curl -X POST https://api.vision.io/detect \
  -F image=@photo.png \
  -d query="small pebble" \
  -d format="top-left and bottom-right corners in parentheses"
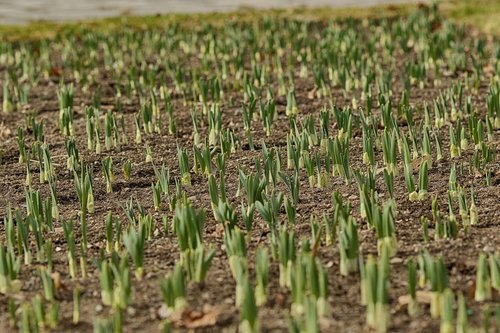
top-left (483, 245), bottom-right (494, 253)
top-left (390, 257), bottom-right (403, 264)
top-left (158, 304), bottom-right (170, 319)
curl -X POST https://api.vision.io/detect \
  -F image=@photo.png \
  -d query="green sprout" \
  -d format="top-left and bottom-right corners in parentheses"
top-left (152, 181), bottom-right (162, 211)
top-left (382, 129), bottom-right (398, 175)
top-left (17, 128), bottom-right (27, 164)
top-left (238, 168), bottom-right (266, 208)
top-left (259, 97), bottom-right (277, 136)
top-left (123, 224), bottom-right (146, 281)
top-left (0, 245), bottom-right (21, 294)
top-left (239, 274), bottom-right (259, 333)
top-left (241, 201), bottom-right (255, 234)
top-left (208, 104), bottom-right (222, 146)
top-left (183, 245), bottom-right (215, 283)
top-left (286, 90), bottom-right (298, 117)
top-left (172, 204), bottom-right (205, 254)
top-left (339, 216), bottom-right (359, 276)
top-left (31, 294), bottom-right (60, 329)
top-left (362, 250), bottom-right (390, 333)
top-left (145, 144), bottom-right (153, 163)
top-left (475, 253), bottom-right (492, 302)
top-left (160, 263), bottom-right (187, 312)
top-left (62, 220), bottom-right (78, 279)
top-left (407, 259), bottom-right (419, 317)
top-left (417, 160), bottom-right (429, 200)
top-left (123, 159), bottom-right (132, 180)
top-left (177, 146), bottom-right (191, 186)
top-left (288, 296), bottom-right (319, 333)
top-left (279, 171), bottom-right (300, 206)
top-left (65, 138), bottom-right (80, 172)
top-left (456, 292), bottom-right (468, 333)
top-left (419, 251), bottom-right (449, 319)
top-left (74, 166), bottom-right (94, 253)
top-left (101, 156), bottom-right (114, 193)
top-left (224, 227), bottom-right (247, 279)
top-left (278, 229), bottom-right (296, 288)
top-left (99, 255), bottom-right (131, 312)
top-left (255, 191), bottom-right (284, 248)
top-left (194, 143), bottom-right (214, 176)
top-left (373, 201), bottom-right (398, 257)
top-left (290, 253), bottom-right (329, 317)
top-left (39, 268), bottom-right (55, 302)
top-left (491, 254), bottom-right (500, 292)
top-left (254, 247), bottom-right (269, 306)
top-left (440, 288), bottom-right (454, 333)
top-left (57, 84), bottom-right (74, 136)
top-left (2, 76), bottom-right (13, 113)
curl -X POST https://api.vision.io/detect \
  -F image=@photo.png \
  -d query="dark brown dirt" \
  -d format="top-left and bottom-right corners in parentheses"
top-left (0, 13), bottom-right (499, 333)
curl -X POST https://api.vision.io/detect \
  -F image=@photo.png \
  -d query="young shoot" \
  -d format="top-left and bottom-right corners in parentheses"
top-left (101, 156), bottom-right (114, 193)
top-left (278, 229), bottom-right (296, 288)
top-left (373, 202), bottom-right (398, 257)
top-left (160, 263), bottom-right (186, 312)
top-left (224, 227), bottom-right (247, 279)
top-left (99, 256), bottom-right (131, 311)
top-left (339, 216), bottom-right (359, 276)
top-left (183, 245), bottom-right (215, 283)
top-left (475, 253), bottom-right (492, 302)
top-left (0, 245), bottom-right (21, 294)
top-left (440, 289), bottom-right (454, 333)
top-left (62, 220), bottom-right (78, 279)
top-left (362, 250), bottom-right (390, 333)
top-left (123, 224), bottom-right (146, 280)
top-left (254, 247), bottom-right (269, 306)
top-left (123, 160), bottom-right (132, 181)
top-left (239, 274), bottom-right (259, 333)
top-left (407, 259), bottom-right (419, 317)
top-left (177, 146), bottom-right (191, 186)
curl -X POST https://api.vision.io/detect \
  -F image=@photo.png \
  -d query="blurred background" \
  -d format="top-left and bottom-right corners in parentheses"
top-left (0, 0), bottom-right (417, 24)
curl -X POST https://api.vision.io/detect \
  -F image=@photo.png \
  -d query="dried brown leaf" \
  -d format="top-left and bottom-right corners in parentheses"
top-left (171, 305), bottom-right (221, 329)
top-left (398, 290), bottom-right (433, 306)
top-left (51, 271), bottom-right (68, 291)
top-left (0, 122), bottom-right (12, 140)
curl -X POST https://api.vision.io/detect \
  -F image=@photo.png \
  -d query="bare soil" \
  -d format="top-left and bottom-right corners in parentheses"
top-left (0, 13), bottom-right (499, 333)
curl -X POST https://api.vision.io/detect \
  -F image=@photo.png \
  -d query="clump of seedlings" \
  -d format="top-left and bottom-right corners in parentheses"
top-left (0, 4), bottom-right (498, 332)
